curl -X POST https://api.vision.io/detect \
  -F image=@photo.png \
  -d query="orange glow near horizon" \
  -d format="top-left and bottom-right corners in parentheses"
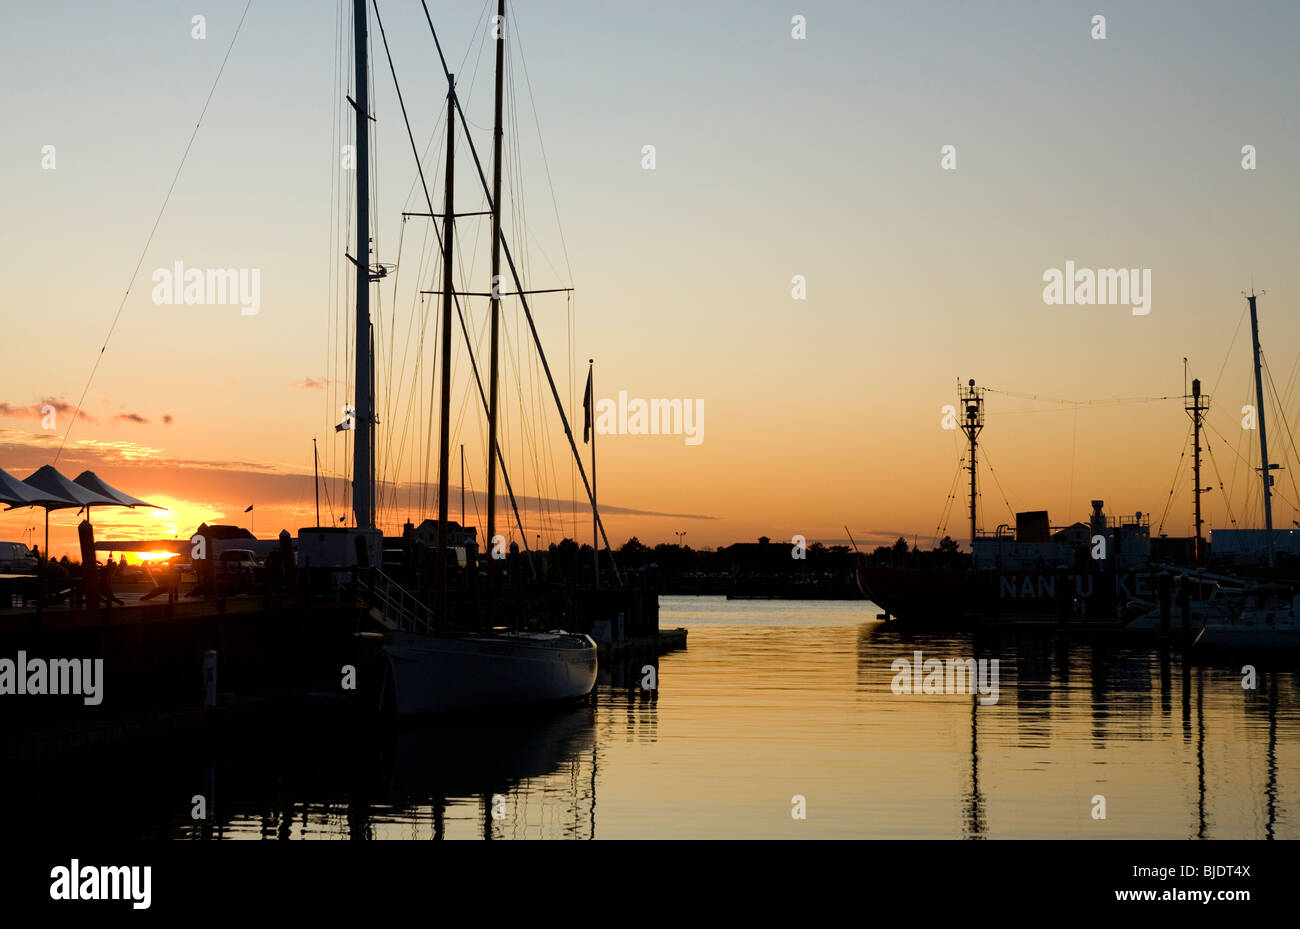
top-left (2, 4), bottom-right (1299, 561)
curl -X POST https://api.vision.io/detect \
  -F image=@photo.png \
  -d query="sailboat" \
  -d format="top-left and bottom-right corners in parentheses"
top-left (1180, 290), bottom-right (1300, 648)
top-left (331, 0), bottom-right (596, 714)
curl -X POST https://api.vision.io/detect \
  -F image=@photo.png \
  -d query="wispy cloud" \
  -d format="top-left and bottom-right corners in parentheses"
top-left (0, 400), bottom-right (96, 424)
top-left (0, 430), bottom-right (714, 523)
top-left (289, 377), bottom-right (329, 390)
top-left (112, 412), bottom-right (150, 425)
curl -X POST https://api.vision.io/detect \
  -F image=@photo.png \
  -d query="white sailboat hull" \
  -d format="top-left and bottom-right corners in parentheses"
top-left (1195, 617), bottom-right (1300, 650)
top-left (1195, 628), bottom-right (1300, 649)
top-left (381, 630), bottom-right (598, 715)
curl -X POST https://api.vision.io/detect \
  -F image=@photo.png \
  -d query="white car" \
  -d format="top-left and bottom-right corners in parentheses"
top-left (0, 541), bottom-right (38, 574)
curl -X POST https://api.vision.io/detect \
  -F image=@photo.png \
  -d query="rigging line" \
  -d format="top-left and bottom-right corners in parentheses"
top-left (457, 1), bottom-right (495, 128)
top-left (421, 2), bottom-right (618, 578)
top-left (391, 221), bottom-right (427, 519)
top-left (379, 219), bottom-right (407, 513)
top-left (456, 0), bottom-right (494, 81)
top-left (1156, 420), bottom-right (1193, 536)
top-left (506, 55), bottom-right (560, 540)
top-left (391, 201), bottom-right (477, 522)
top-left (1205, 418), bottom-right (1300, 516)
top-left (510, 2), bottom-right (575, 287)
top-left (392, 0), bottom-right (485, 213)
top-left (397, 100), bottom-right (449, 215)
top-left (326, 0), bottom-right (342, 507)
top-left (368, 0), bottom-right (451, 521)
top-left (983, 387), bottom-right (1177, 407)
top-left (446, 226), bottom-right (483, 449)
top-left (50, 0), bottom-right (256, 467)
top-left (1261, 353), bottom-right (1300, 521)
top-left (1204, 437), bottom-right (1237, 529)
top-left (465, 445), bottom-right (484, 542)
top-left (337, 10), bottom-right (357, 507)
top-left (990, 407), bottom-right (1136, 416)
top-left (931, 453), bottom-right (965, 547)
top-left (434, 231), bottom-right (535, 550)
top-left (568, 292), bottom-right (576, 539)
top-left (1225, 378), bottom-right (1251, 522)
top-left (979, 446), bottom-right (1016, 524)
top-left (1210, 301), bottom-right (1249, 399)
top-left (1066, 403), bottom-right (1078, 522)
top-left (1280, 339), bottom-right (1300, 417)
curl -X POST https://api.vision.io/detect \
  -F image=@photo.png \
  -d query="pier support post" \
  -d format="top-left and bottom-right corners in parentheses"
top-left (1179, 579), bottom-right (1193, 648)
top-left (203, 650), bottom-right (217, 708)
top-left (988, 569), bottom-right (999, 623)
top-left (1157, 572), bottom-right (1172, 637)
top-left (1056, 565), bottom-right (1070, 633)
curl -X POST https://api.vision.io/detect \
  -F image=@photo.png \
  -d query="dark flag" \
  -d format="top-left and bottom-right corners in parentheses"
top-left (582, 366), bottom-right (594, 444)
top-left (244, 505), bottom-right (254, 513)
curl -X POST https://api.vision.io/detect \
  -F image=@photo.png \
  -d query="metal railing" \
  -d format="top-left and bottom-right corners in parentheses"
top-left (363, 569), bottom-right (436, 636)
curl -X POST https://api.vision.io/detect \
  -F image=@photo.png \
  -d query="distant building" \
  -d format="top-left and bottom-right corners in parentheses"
top-left (717, 536), bottom-right (783, 574)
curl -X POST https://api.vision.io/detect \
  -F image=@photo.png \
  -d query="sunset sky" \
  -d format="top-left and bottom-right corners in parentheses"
top-left (2, 0), bottom-right (1299, 559)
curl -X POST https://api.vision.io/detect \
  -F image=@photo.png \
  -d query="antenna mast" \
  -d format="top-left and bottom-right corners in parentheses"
top-left (1186, 378), bottom-right (1209, 565)
top-left (960, 379), bottom-right (984, 548)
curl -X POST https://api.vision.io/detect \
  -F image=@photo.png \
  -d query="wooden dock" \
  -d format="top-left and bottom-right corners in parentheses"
top-left (597, 626), bottom-right (687, 661)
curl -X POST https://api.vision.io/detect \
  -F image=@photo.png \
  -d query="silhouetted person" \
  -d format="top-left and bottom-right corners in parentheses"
top-left (100, 559), bottom-right (125, 606)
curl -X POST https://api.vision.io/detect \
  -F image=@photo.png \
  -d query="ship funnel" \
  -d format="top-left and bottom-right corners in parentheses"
top-left (1090, 500), bottom-right (1107, 538)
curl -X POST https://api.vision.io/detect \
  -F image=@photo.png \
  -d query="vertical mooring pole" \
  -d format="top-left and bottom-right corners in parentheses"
top-left (203, 649), bottom-right (218, 708)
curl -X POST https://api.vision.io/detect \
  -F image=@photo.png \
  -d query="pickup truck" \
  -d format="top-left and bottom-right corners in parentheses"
top-left (216, 548), bottom-right (260, 588)
top-left (0, 541), bottom-right (38, 575)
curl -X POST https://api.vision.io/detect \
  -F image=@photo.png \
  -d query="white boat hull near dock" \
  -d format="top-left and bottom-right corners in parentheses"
top-left (380, 630), bottom-right (598, 715)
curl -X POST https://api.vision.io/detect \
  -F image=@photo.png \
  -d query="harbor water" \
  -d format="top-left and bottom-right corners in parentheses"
top-left (14, 596), bottom-right (1297, 839)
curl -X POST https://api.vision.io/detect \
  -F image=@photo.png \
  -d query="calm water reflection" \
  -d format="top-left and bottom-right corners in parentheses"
top-left (16, 597), bottom-right (1298, 838)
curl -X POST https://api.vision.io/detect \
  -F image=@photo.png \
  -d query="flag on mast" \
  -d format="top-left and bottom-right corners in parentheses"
top-left (582, 366), bottom-right (594, 444)
top-left (244, 505), bottom-right (254, 513)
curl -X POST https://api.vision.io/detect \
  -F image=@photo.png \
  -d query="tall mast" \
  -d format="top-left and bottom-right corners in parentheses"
top-left (486, 0), bottom-right (506, 598)
top-left (1186, 378), bottom-right (1208, 565)
top-left (960, 379), bottom-right (984, 548)
top-left (419, 6), bottom-right (621, 584)
top-left (435, 75), bottom-right (457, 615)
top-left (313, 437), bottom-right (321, 528)
top-left (351, 0), bottom-right (374, 530)
top-left (1248, 291), bottom-right (1275, 567)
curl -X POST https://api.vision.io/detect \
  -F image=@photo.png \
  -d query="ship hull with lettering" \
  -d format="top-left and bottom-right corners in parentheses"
top-left (856, 564), bottom-right (1153, 624)
top-left (856, 503), bottom-right (1154, 625)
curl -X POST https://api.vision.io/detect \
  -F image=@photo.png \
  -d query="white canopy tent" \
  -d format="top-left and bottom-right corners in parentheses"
top-left (3, 465), bottom-right (161, 604)
top-left (0, 467), bottom-right (64, 510)
top-left (73, 471), bottom-right (164, 512)
top-left (16, 466), bottom-right (118, 580)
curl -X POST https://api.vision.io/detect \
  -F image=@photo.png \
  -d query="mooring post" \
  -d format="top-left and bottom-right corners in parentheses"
top-left (1179, 579), bottom-right (1193, 648)
top-left (1056, 565), bottom-right (1070, 633)
top-left (1157, 572), bottom-right (1172, 637)
top-left (203, 649), bottom-right (217, 708)
top-left (989, 569), bottom-right (1000, 623)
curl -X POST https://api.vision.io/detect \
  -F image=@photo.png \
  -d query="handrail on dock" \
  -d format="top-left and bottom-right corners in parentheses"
top-left (363, 569), bottom-right (436, 636)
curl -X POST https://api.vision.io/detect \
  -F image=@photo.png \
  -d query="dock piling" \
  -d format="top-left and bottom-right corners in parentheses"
top-left (203, 650), bottom-right (218, 708)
